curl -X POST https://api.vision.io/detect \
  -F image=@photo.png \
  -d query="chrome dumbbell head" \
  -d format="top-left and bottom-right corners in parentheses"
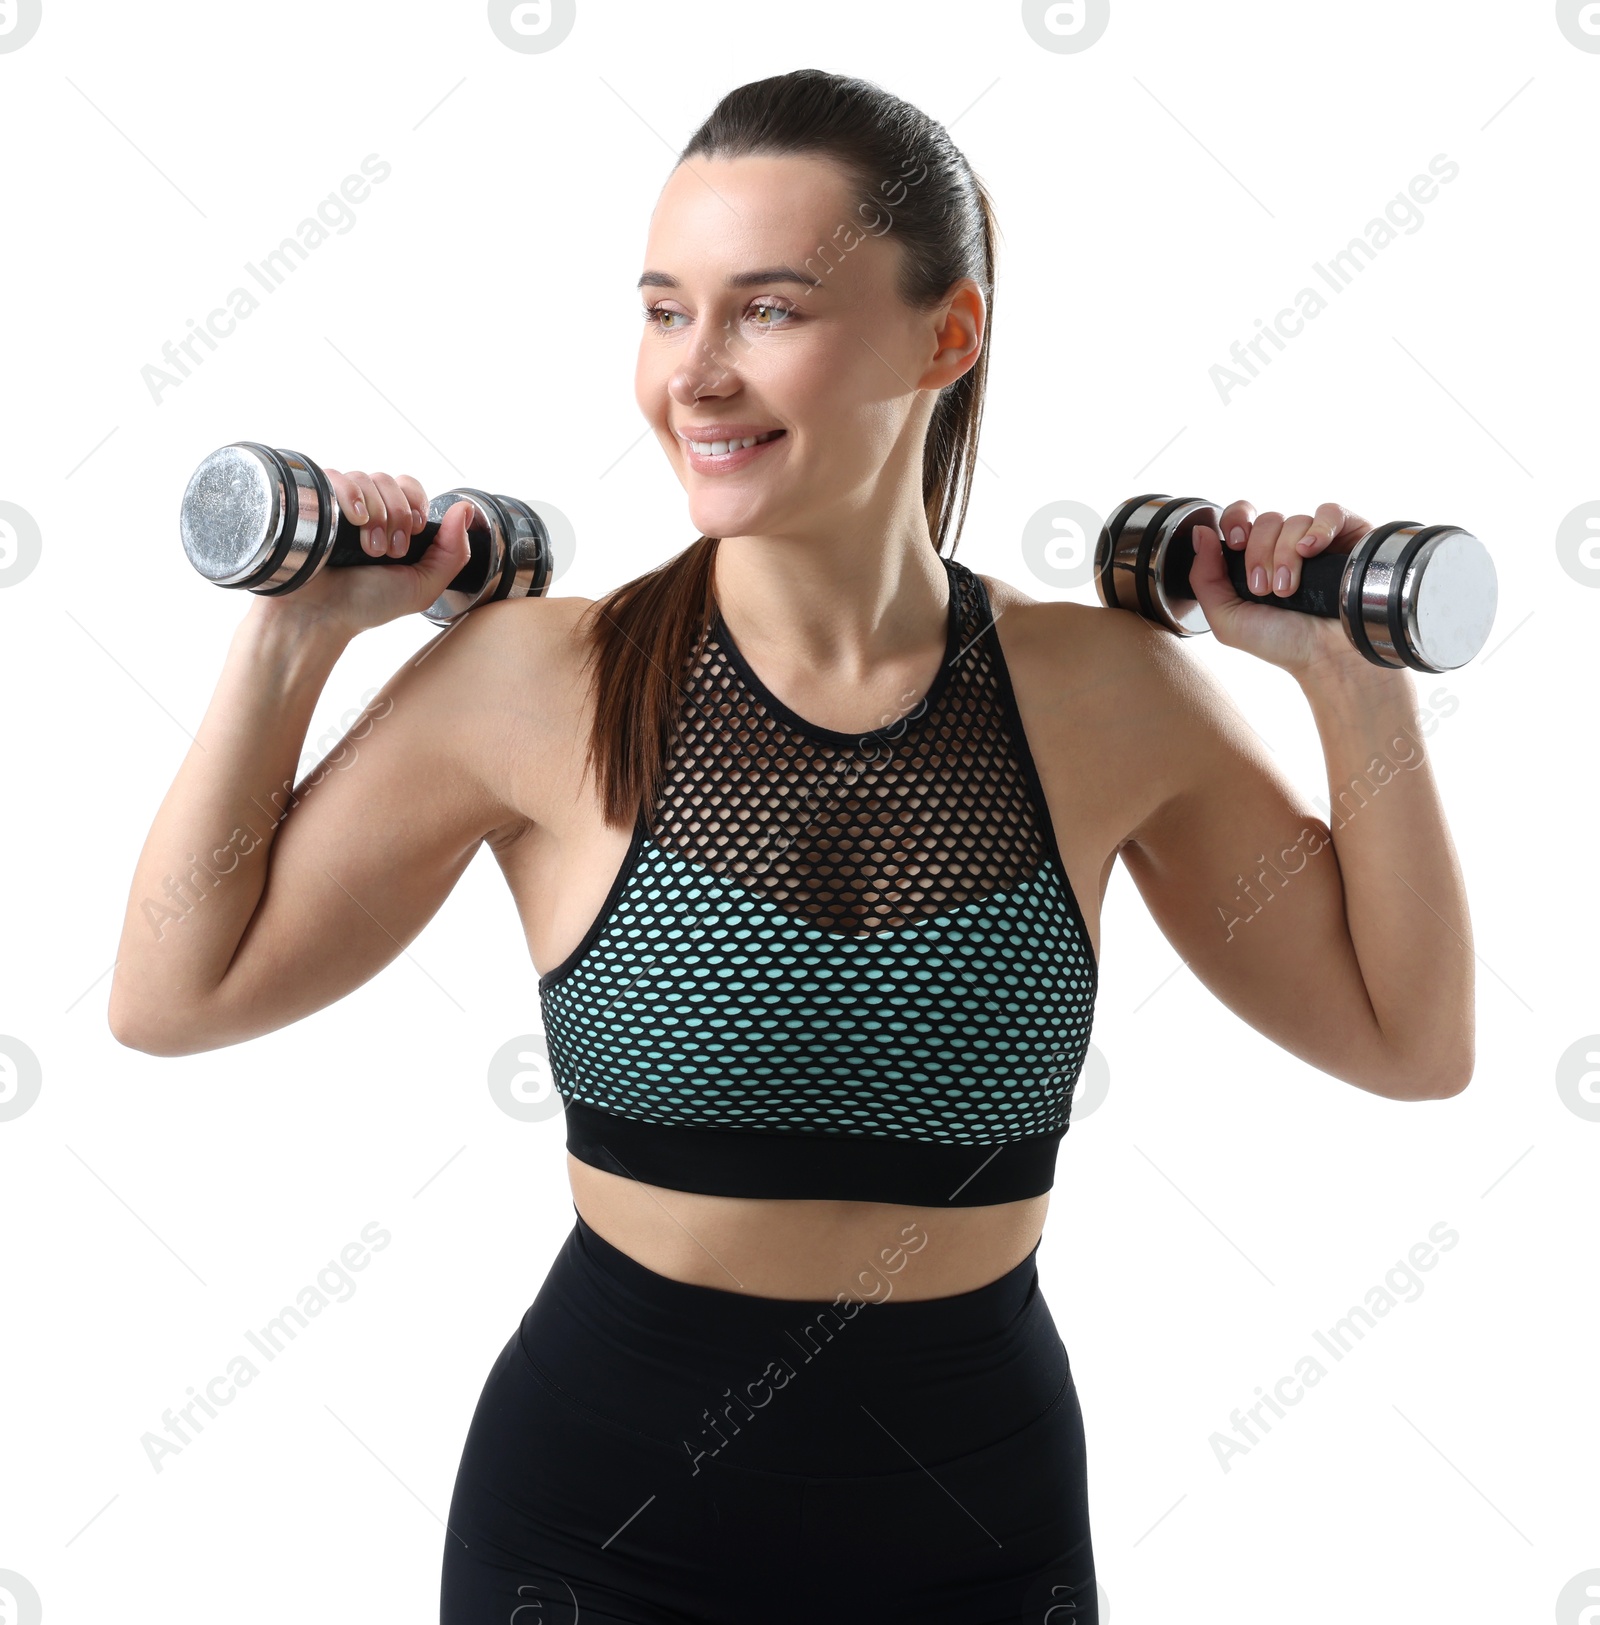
top-left (1094, 494), bottom-right (1213, 638)
top-left (179, 442), bottom-right (336, 592)
top-left (1341, 520), bottom-right (1499, 674)
top-left (420, 488), bottom-right (552, 628)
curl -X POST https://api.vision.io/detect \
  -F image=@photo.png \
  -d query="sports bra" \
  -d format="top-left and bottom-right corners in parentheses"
top-left (536, 553), bottom-right (1099, 1207)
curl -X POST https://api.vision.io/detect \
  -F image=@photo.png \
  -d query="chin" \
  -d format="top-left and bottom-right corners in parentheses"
top-left (688, 509), bottom-right (746, 539)
top-left (687, 498), bottom-right (772, 539)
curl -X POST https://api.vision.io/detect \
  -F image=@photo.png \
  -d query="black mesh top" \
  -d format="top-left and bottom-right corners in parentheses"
top-left (537, 553), bottom-right (1099, 1207)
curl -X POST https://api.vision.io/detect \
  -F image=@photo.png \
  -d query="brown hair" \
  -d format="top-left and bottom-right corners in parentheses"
top-left (574, 68), bottom-right (999, 829)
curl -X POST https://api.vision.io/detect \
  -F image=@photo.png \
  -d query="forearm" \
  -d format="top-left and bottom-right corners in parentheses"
top-left (1297, 662), bottom-right (1475, 1093)
top-left (108, 605), bottom-right (352, 1042)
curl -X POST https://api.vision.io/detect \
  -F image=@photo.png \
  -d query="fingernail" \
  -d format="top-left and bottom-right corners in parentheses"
top-left (1275, 566), bottom-right (1291, 593)
top-left (353, 499), bottom-right (367, 521)
top-left (1228, 527), bottom-right (1245, 547)
top-left (1297, 535), bottom-right (1317, 552)
top-left (1251, 565), bottom-right (1266, 594)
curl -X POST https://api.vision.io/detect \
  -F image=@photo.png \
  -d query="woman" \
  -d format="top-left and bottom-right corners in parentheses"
top-left (110, 68), bottom-right (1473, 1624)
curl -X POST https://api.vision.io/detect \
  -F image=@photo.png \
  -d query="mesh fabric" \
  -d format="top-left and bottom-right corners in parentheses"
top-left (536, 554), bottom-right (1098, 1205)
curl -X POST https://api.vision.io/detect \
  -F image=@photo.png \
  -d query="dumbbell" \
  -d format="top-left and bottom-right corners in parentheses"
top-left (179, 442), bottom-right (552, 629)
top-left (1094, 494), bottom-right (1498, 672)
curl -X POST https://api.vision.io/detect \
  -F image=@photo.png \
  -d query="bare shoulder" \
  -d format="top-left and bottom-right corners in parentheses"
top-left (973, 568), bottom-right (1161, 701)
top-left (453, 588), bottom-right (601, 690)
top-left (414, 590), bottom-right (599, 742)
top-left (972, 569), bottom-right (1241, 854)
top-left (419, 589), bottom-right (603, 843)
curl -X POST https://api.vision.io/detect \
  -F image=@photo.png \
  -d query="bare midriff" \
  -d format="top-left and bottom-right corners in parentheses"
top-left (568, 1153), bottom-right (1051, 1303)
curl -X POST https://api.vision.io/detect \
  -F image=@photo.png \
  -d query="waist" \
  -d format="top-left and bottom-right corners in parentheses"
top-left (568, 1156), bottom-right (1049, 1300)
top-left (515, 1209), bottom-right (1068, 1471)
top-left (575, 1199), bottom-right (1044, 1321)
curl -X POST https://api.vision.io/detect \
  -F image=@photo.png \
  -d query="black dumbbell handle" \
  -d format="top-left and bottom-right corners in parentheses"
top-left (325, 500), bottom-right (481, 572)
top-left (1160, 524), bottom-right (1347, 615)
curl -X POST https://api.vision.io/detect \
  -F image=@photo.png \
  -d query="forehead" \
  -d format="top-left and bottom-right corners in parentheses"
top-left (643, 152), bottom-right (877, 282)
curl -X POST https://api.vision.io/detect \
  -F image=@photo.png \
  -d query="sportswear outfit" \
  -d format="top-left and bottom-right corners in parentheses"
top-left (441, 554), bottom-right (1101, 1622)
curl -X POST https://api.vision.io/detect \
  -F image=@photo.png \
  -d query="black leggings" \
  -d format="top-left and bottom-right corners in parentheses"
top-left (440, 1208), bottom-right (1097, 1623)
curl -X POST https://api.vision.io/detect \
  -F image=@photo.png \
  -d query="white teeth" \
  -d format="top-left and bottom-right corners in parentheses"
top-left (686, 430), bottom-right (780, 456)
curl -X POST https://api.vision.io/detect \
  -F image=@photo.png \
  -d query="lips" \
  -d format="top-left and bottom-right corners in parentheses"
top-left (678, 427), bottom-right (789, 472)
top-left (677, 427), bottom-right (785, 448)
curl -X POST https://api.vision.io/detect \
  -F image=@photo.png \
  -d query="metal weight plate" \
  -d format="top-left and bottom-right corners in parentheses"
top-left (246, 447), bottom-right (339, 596)
top-left (1122, 495), bottom-right (1214, 636)
top-left (1398, 527), bottom-right (1498, 673)
top-left (180, 442), bottom-right (288, 586)
top-left (1094, 493), bottom-right (1168, 613)
top-left (488, 494), bottom-right (553, 604)
top-left (1145, 497), bottom-right (1219, 636)
top-left (178, 442), bottom-right (336, 592)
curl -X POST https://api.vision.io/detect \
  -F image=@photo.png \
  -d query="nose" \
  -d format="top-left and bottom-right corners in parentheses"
top-left (668, 322), bottom-right (740, 407)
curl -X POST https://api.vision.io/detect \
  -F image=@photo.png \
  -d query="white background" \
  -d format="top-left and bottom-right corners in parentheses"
top-left (2, 1), bottom-right (1594, 1620)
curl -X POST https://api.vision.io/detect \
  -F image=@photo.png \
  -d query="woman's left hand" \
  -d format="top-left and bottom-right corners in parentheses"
top-left (1189, 500), bottom-right (1391, 684)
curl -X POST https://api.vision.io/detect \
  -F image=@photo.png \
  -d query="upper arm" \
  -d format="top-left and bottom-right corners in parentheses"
top-left (1109, 615), bottom-right (1421, 1099)
top-left (193, 596), bottom-right (561, 1051)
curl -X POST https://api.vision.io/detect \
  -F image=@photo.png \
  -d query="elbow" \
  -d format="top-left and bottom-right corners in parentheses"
top-left (107, 994), bottom-right (151, 1053)
top-left (1391, 1051), bottom-right (1475, 1101)
top-left (1425, 1062), bottom-right (1474, 1099)
top-left (107, 997), bottom-right (212, 1058)
top-left (1426, 1033), bottom-right (1476, 1098)
top-left (106, 1012), bottom-right (173, 1057)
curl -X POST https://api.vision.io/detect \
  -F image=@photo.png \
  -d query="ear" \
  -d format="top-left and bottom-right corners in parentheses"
top-left (921, 277), bottom-right (985, 388)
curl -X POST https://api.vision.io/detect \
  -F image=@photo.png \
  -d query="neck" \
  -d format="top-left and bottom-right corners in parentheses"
top-left (710, 528), bottom-right (951, 686)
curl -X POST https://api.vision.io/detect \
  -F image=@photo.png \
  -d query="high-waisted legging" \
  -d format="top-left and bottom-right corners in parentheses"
top-left (440, 1207), bottom-right (1097, 1623)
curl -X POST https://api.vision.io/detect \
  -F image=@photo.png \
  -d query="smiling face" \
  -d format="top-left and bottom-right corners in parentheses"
top-left (634, 151), bottom-right (981, 546)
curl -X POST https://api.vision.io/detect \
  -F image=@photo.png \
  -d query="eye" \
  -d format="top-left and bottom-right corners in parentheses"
top-left (639, 299), bottom-right (797, 330)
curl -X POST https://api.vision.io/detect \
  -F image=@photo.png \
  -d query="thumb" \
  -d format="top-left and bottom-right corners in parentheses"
top-left (1187, 522), bottom-right (1245, 634)
top-left (419, 498), bottom-right (476, 573)
top-left (1188, 522), bottom-right (1232, 599)
top-left (452, 498), bottom-right (479, 546)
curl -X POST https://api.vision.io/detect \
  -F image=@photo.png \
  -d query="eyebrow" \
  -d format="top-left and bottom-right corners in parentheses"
top-left (636, 265), bottom-right (825, 292)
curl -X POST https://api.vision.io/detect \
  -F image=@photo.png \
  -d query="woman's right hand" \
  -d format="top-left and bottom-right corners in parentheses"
top-left (247, 466), bottom-right (478, 638)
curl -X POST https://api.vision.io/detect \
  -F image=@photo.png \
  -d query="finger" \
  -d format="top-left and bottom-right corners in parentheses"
top-left (325, 468), bottom-right (377, 556)
top-left (1297, 502), bottom-right (1366, 555)
top-left (1245, 510), bottom-right (1283, 597)
top-left (327, 469), bottom-right (389, 556)
top-left (1278, 503), bottom-right (1369, 596)
top-left (396, 474), bottom-right (429, 533)
top-left (1217, 498), bottom-right (1257, 550)
top-left (1271, 513), bottom-right (1317, 595)
top-left (370, 473), bottom-right (414, 557)
top-left (342, 469), bottom-right (392, 555)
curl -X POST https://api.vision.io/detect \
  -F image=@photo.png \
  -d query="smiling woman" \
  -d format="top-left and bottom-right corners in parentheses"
top-left (436, 66), bottom-right (1105, 1625)
top-left (101, 42), bottom-right (1475, 1624)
